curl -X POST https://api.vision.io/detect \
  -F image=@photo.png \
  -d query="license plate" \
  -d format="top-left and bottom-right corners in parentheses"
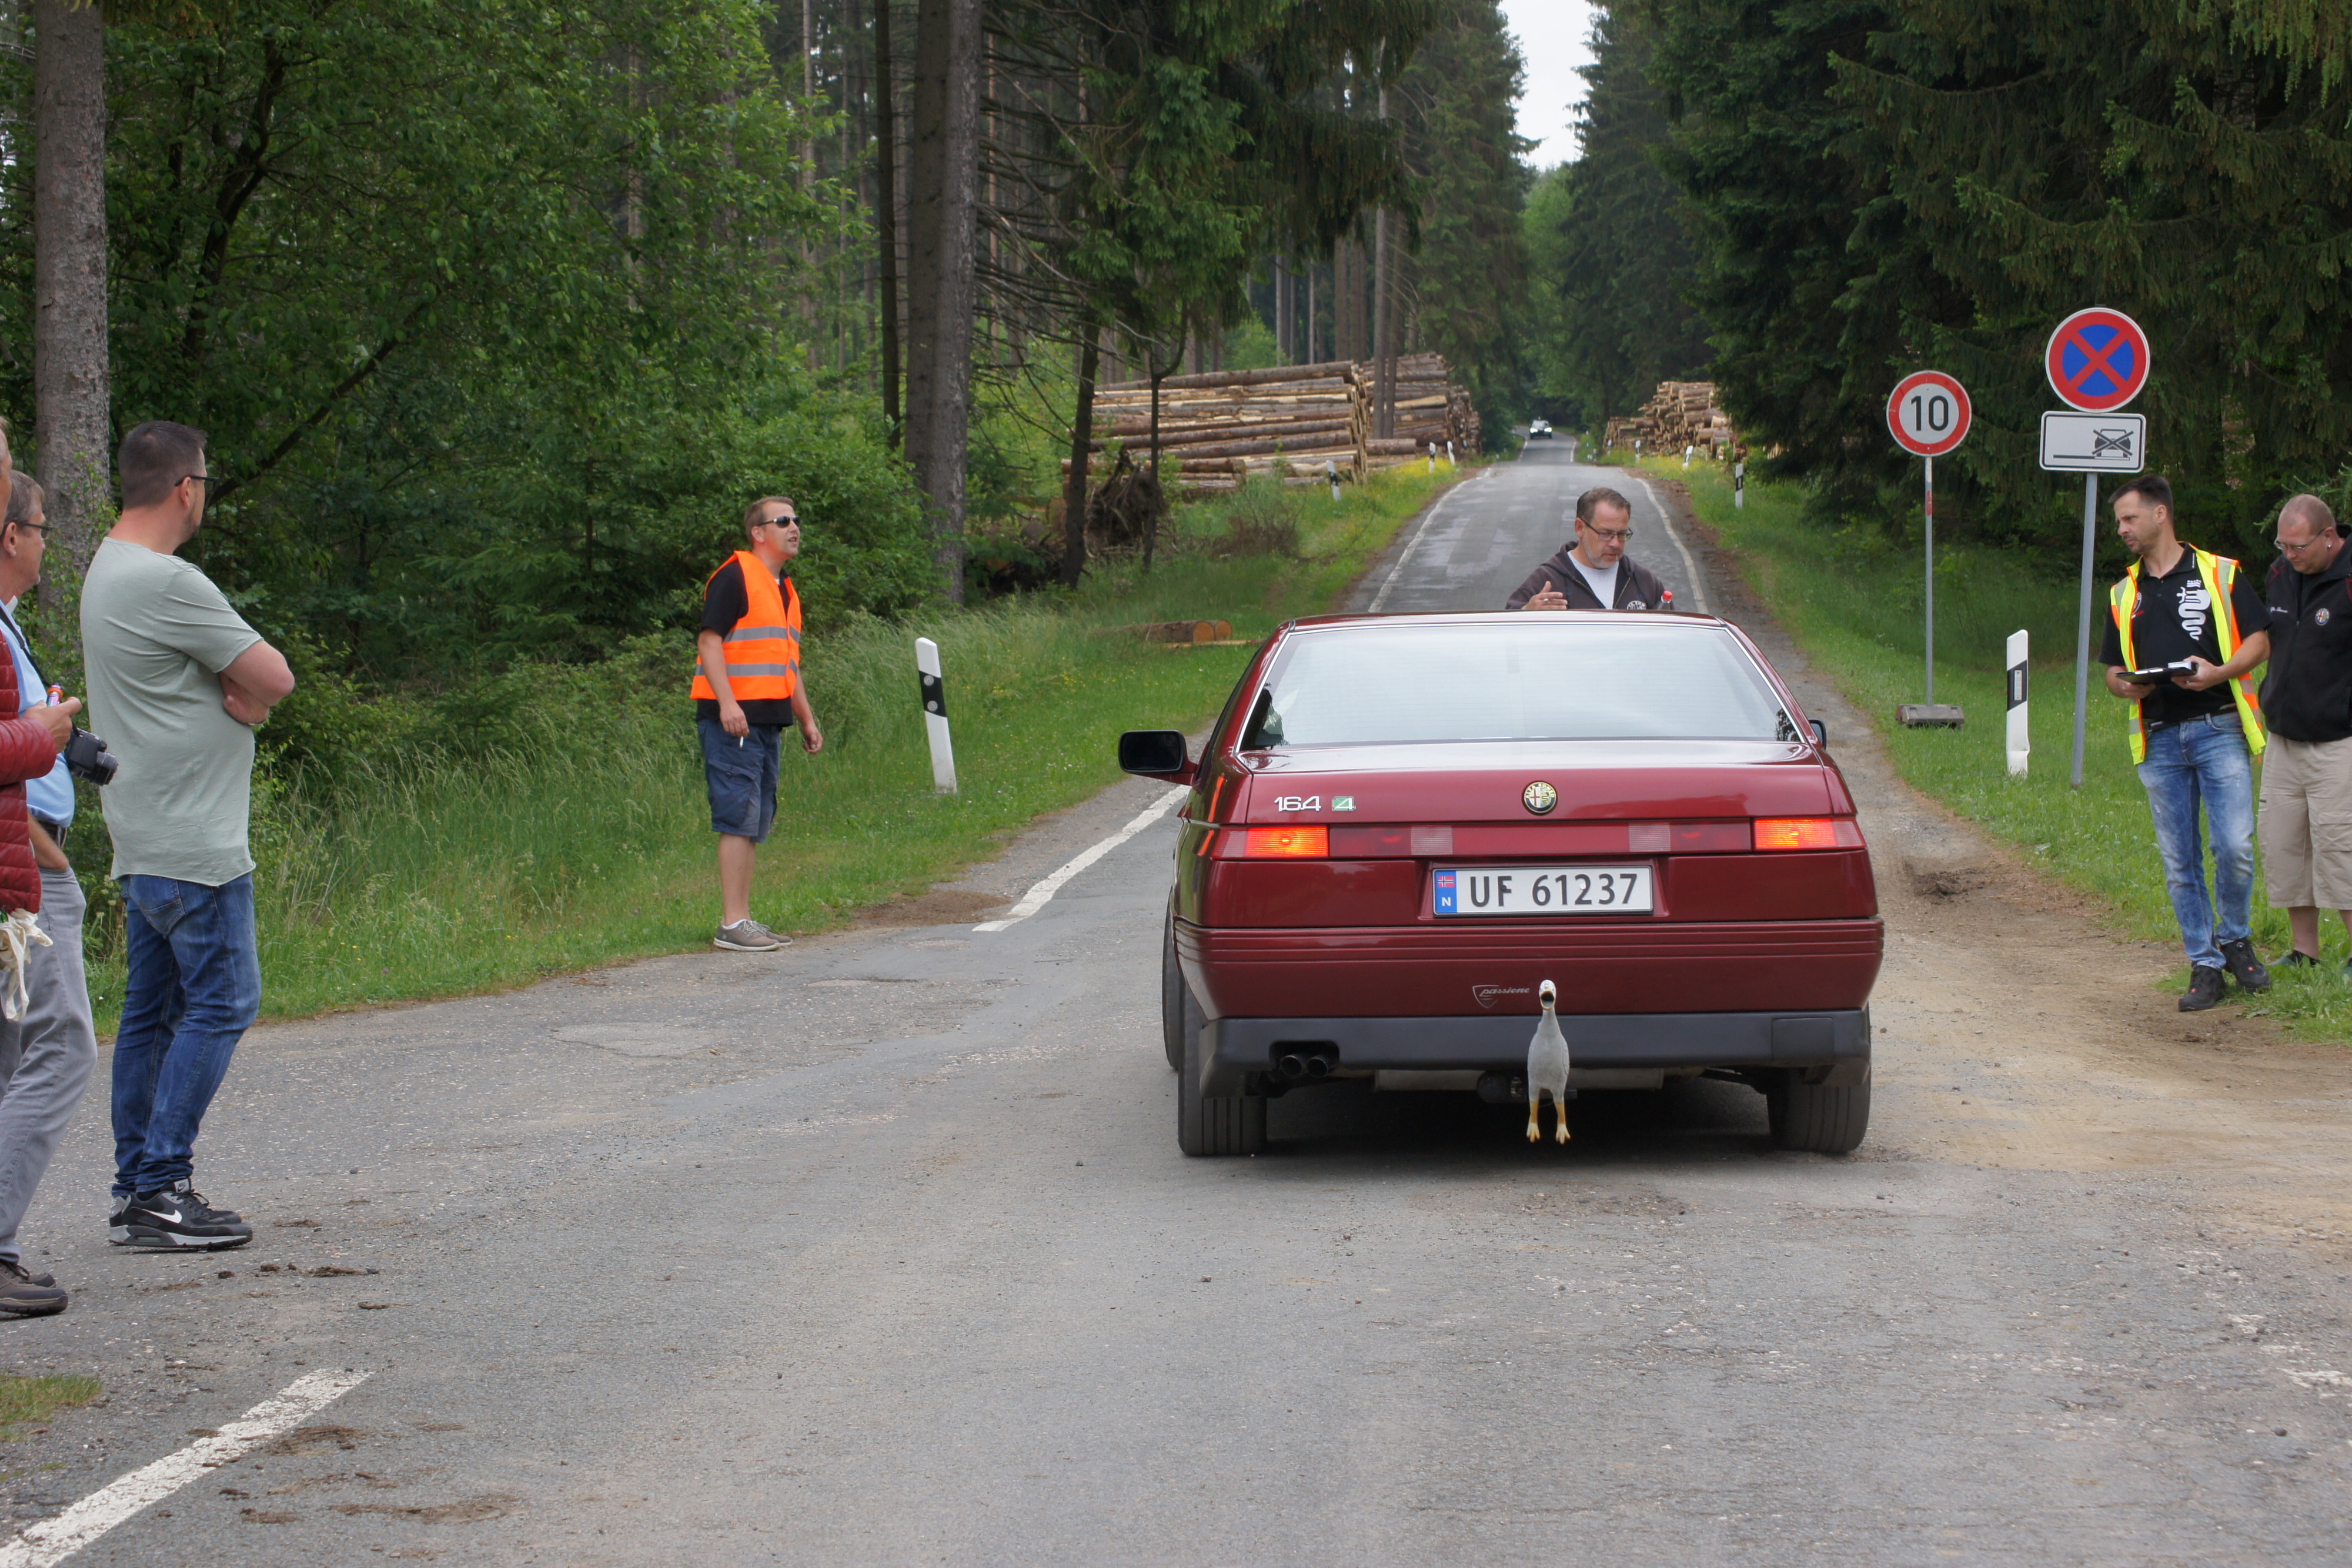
top-left (1432, 865), bottom-right (1654, 917)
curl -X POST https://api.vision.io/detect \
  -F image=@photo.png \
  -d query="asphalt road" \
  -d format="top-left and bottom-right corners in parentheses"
top-left (4, 444), bottom-right (2351, 1564)
top-left (1358, 440), bottom-right (1706, 616)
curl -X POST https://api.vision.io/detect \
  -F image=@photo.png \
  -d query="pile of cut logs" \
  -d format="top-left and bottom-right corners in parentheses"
top-left (1065, 355), bottom-right (1481, 493)
top-left (1359, 352), bottom-right (1482, 475)
top-left (1603, 380), bottom-right (1735, 457)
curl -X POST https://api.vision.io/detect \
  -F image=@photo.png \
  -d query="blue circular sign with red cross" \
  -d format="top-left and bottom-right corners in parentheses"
top-left (2045, 307), bottom-right (2151, 412)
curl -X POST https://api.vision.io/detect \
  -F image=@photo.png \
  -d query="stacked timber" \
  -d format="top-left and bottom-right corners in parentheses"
top-left (1358, 352), bottom-right (1474, 473)
top-left (1062, 354), bottom-right (1482, 494)
top-left (1606, 380), bottom-right (1735, 457)
top-left (1076, 361), bottom-right (1364, 494)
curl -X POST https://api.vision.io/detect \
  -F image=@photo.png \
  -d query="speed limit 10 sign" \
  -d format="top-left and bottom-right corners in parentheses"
top-left (1887, 370), bottom-right (1973, 457)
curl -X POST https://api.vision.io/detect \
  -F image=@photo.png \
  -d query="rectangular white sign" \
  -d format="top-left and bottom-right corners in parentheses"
top-left (2040, 411), bottom-right (2147, 473)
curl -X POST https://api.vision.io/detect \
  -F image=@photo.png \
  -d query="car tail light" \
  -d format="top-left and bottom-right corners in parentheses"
top-left (1243, 825), bottom-right (1328, 858)
top-left (1753, 817), bottom-right (1862, 851)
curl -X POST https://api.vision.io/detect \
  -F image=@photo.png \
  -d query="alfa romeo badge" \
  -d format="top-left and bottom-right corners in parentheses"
top-left (1522, 781), bottom-right (1558, 815)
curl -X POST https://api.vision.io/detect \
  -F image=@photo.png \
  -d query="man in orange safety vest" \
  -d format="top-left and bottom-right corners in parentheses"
top-left (693, 497), bottom-right (823, 951)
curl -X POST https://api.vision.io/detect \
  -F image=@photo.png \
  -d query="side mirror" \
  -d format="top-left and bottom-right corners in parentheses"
top-left (1118, 729), bottom-right (1197, 783)
top-left (1808, 718), bottom-right (1828, 746)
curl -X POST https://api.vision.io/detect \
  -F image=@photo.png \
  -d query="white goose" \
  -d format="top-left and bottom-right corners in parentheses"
top-left (1526, 978), bottom-right (1571, 1144)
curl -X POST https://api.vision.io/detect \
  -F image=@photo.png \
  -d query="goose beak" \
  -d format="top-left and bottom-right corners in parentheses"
top-left (1539, 979), bottom-right (1556, 1009)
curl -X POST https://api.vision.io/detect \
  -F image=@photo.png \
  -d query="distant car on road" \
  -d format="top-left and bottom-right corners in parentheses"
top-left (1528, 419), bottom-right (1553, 439)
top-left (1121, 611), bottom-right (1880, 1159)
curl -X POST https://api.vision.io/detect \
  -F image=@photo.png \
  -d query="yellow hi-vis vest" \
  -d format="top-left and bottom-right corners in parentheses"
top-left (690, 551), bottom-right (801, 703)
top-left (2109, 547), bottom-right (2266, 764)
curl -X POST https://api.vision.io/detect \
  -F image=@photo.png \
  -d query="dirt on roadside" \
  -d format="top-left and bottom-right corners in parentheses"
top-left (1652, 473), bottom-right (2352, 1250)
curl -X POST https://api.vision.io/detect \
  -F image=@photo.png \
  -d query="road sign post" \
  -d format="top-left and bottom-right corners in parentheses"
top-left (2042, 307), bottom-right (2153, 788)
top-left (1886, 370), bottom-right (1972, 727)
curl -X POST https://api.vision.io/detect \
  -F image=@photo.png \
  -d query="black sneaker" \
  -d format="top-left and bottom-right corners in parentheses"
top-left (106, 1193), bottom-right (132, 1246)
top-left (2220, 938), bottom-right (2272, 993)
top-left (0, 1259), bottom-right (66, 1316)
top-left (2274, 949), bottom-right (2323, 970)
top-left (118, 1184), bottom-right (253, 1251)
top-left (2180, 965), bottom-right (2227, 1012)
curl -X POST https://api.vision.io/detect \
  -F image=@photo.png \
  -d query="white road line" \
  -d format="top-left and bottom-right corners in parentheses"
top-left (1622, 472), bottom-right (1711, 615)
top-left (1367, 470), bottom-right (1482, 613)
top-left (0, 1369), bottom-right (370, 1568)
top-left (974, 786), bottom-right (1191, 932)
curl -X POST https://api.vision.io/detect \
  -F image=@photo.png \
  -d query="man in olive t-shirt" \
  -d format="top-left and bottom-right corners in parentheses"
top-left (81, 422), bottom-right (295, 1252)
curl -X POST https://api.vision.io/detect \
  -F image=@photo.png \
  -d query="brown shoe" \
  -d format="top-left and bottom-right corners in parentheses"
top-left (0, 1258), bottom-right (66, 1316)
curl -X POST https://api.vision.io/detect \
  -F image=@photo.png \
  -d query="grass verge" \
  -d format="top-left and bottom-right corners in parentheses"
top-left (74, 463), bottom-right (1464, 1029)
top-left (0, 1373), bottom-right (100, 1440)
top-left (1645, 457), bottom-right (2351, 1040)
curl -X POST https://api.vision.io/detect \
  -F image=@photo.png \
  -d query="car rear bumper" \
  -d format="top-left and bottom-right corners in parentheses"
top-left (1199, 1009), bottom-right (1870, 1096)
top-left (1180, 918), bottom-right (1883, 1018)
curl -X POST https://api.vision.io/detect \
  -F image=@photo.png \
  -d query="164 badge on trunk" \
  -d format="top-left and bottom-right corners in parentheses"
top-left (1433, 864), bottom-right (1655, 916)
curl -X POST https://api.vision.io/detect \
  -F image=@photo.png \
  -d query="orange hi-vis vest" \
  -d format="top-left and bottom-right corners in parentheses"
top-left (690, 551), bottom-right (801, 704)
top-left (2109, 546), bottom-right (2265, 764)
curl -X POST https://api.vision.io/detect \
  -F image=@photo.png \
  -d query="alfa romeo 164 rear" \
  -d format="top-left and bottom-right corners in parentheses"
top-left (1120, 612), bottom-right (1882, 1158)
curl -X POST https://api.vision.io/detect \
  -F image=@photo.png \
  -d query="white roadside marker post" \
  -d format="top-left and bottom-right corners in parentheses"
top-left (1446, 439), bottom-right (1455, 466)
top-left (2006, 630), bottom-right (2030, 777)
top-left (1683, 444), bottom-right (1694, 468)
top-left (1734, 459), bottom-right (1745, 509)
top-left (1427, 442), bottom-right (1436, 473)
top-left (915, 637), bottom-right (957, 794)
top-left (1326, 458), bottom-right (1341, 503)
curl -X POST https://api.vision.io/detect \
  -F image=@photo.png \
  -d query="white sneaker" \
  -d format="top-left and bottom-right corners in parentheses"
top-left (714, 920), bottom-right (787, 952)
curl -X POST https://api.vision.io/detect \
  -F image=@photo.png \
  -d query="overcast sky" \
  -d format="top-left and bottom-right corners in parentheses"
top-left (1498, 1), bottom-right (1599, 169)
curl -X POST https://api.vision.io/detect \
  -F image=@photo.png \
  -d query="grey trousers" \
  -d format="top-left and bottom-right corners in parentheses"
top-left (0, 865), bottom-right (96, 1265)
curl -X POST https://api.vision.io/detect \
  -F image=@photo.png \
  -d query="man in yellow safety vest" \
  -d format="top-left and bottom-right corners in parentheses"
top-left (693, 497), bottom-right (824, 952)
top-left (2097, 474), bottom-right (2272, 1011)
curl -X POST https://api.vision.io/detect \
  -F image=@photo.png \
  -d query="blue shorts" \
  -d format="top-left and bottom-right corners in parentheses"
top-left (700, 719), bottom-right (782, 842)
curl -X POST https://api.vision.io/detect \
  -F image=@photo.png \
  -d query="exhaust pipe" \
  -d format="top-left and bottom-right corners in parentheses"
top-left (1304, 1052), bottom-right (1334, 1079)
top-left (1274, 1050), bottom-right (1338, 1081)
top-left (1277, 1052), bottom-right (1308, 1079)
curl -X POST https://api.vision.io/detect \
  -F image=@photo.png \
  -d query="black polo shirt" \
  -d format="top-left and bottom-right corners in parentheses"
top-left (2260, 545), bottom-right (2352, 743)
top-left (2096, 543), bottom-right (2267, 732)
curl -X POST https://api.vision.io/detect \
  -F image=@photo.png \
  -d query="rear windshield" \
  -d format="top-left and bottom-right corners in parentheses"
top-left (1241, 621), bottom-right (1795, 747)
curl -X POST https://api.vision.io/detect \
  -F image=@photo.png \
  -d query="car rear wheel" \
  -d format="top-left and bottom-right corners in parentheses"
top-left (1177, 986), bottom-right (1265, 1156)
top-left (1768, 1072), bottom-right (1870, 1155)
top-left (1161, 910), bottom-right (1185, 1073)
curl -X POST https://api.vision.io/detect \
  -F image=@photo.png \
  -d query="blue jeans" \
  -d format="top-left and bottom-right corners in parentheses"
top-left (2136, 714), bottom-right (2256, 971)
top-left (110, 874), bottom-right (260, 1198)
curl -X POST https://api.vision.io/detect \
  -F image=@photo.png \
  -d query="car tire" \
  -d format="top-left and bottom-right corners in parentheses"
top-left (1161, 909), bottom-right (1186, 1073)
top-left (1768, 1071), bottom-right (1870, 1155)
top-left (1177, 987), bottom-right (1265, 1157)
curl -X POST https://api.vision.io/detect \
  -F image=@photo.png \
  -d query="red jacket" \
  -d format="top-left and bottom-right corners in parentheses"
top-left (0, 640), bottom-right (61, 914)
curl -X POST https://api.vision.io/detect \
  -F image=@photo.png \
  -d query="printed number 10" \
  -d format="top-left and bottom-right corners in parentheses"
top-left (1908, 393), bottom-right (1952, 433)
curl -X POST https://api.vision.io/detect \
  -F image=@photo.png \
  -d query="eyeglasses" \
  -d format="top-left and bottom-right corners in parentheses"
top-left (1582, 524), bottom-right (1634, 543)
top-left (2278, 535), bottom-right (2333, 556)
top-left (756, 514), bottom-right (798, 528)
top-left (175, 474), bottom-right (211, 489)
top-left (7, 521), bottom-right (49, 536)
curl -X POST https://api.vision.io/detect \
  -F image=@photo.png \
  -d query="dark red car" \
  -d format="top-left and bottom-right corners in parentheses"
top-left (1120, 611), bottom-right (1881, 1157)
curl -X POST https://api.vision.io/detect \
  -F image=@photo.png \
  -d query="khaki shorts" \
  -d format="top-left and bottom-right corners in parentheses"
top-left (2260, 733), bottom-right (2352, 910)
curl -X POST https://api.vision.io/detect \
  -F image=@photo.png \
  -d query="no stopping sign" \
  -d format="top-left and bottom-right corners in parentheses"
top-left (1887, 370), bottom-right (1973, 457)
